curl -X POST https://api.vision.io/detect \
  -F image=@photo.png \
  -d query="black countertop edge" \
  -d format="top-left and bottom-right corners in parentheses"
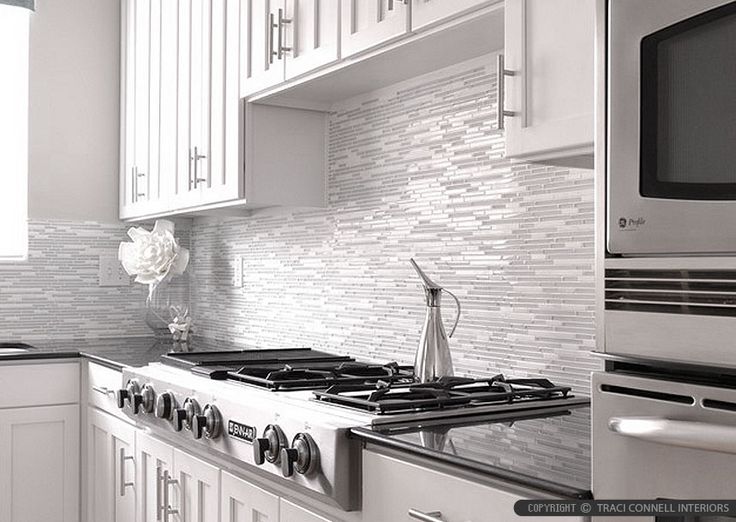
top-left (349, 427), bottom-right (593, 501)
top-left (0, 350), bottom-right (131, 371)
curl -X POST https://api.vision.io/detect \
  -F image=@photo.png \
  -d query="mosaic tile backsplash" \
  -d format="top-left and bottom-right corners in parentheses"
top-left (0, 220), bottom-right (187, 340)
top-left (190, 56), bottom-right (599, 391)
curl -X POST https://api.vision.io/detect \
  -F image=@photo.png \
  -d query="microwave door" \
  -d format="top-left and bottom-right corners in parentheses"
top-left (607, 0), bottom-right (736, 255)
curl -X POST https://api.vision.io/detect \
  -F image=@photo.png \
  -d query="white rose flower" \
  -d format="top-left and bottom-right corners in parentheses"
top-left (118, 220), bottom-right (189, 287)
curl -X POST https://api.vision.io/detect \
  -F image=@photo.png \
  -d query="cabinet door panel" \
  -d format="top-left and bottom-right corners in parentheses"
top-left (159, 0), bottom-right (180, 203)
top-left (136, 431), bottom-right (175, 522)
top-left (284, 0), bottom-right (340, 79)
top-left (221, 471), bottom-right (280, 522)
top-left (134, 0), bottom-right (151, 203)
top-left (340, 0), bottom-right (409, 58)
top-left (121, 0), bottom-right (137, 215)
top-left (503, 0), bottom-right (594, 162)
top-left (172, 449), bottom-right (220, 522)
top-left (412, 0), bottom-right (497, 31)
top-left (87, 408), bottom-right (137, 522)
top-left (241, 0), bottom-right (286, 96)
top-left (0, 405), bottom-right (80, 522)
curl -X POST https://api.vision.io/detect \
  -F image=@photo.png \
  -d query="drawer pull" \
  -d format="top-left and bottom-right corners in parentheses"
top-left (92, 386), bottom-right (116, 397)
top-left (409, 509), bottom-right (445, 522)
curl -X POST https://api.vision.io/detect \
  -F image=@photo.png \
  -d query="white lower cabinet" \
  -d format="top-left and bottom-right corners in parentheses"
top-left (362, 449), bottom-right (585, 522)
top-left (0, 403), bottom-right (80, 522)
top-left (172, 449), bottom-right (220, 522)
top-left (221, 470), bottom-right (280, 522)
top-left (87, 407), bottom-right (137, 522)
top-left (136, 431), bottom-right (175, 522)
top-left (280, 499), bottom-right (332, 522)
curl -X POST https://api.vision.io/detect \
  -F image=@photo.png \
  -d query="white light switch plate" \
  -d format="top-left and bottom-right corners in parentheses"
top-left (98, 255), bottom-right (130, 287)
top-left (233, 256), bottom-right (244, 288)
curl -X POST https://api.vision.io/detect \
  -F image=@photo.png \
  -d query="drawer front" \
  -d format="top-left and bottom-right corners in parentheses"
top-left (0, 361), bottom-right (80, 408)
top-left (363, 450), bottom-right (584, 522)
top-left (87, 362), bottom-right (127, 419)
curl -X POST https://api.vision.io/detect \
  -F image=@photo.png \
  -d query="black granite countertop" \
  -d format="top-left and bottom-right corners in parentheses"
top-left (0, 336), bottom-right (257, 370)
top-left (350, 402), bottom-right (592, 499)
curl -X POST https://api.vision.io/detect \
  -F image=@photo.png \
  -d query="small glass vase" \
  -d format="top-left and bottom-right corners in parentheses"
top-left (144, 275), bottom-right (190, 338)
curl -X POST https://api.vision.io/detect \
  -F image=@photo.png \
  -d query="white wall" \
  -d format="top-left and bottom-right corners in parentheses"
top-left (28, 0), bottom-right (120, 222)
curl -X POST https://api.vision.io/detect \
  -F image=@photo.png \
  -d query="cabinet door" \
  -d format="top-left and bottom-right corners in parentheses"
top-left (502, 0), bottom-right (594, 165)
top-left (136, 431), bottom-right (175, 522)
top-left (120, 0), bottom-right (169, 219)
top-left (171, 449), bottom-right (220, 522)
top-left (284, 0), bottom-right (340, 80)
top-left (87, 408), bottom-right (137, 522)
top-left (280, 499), bottom-right (332, 522)
top-left (221, 471), bottom-right (280, 522)
top-left (412, 0), bottom-right (497, 31)
top-left (340, 0), bottom-right (410, 58)
top-left (0, 404), bottom-right (80, 522)
top-left (197, 0), bottom-right (243, 206)
top-left (241, 0), bottom-right (286, 96)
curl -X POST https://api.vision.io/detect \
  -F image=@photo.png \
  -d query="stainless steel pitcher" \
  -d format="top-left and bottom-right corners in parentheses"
top-left (410, 259), bottom-right (461, 383)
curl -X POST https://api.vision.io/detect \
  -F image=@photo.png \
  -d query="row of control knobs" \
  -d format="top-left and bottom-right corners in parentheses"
top-left (116, 380), bottom-right (221, 440)
top-left (253, 424), bottom-right (318, 477)
top-left (116, 380), bottom-right (318, 477)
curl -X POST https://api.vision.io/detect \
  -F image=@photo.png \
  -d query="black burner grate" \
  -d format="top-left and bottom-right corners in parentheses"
top-left (313, 375), bottom-right (572, 414)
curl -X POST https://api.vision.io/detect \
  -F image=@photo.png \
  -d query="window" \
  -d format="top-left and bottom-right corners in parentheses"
top-left (0, 3), bottom-right (30, 260)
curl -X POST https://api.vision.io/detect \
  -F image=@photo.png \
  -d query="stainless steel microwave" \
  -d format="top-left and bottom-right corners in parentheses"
top-left (607, 0), bottom-right (736, 256)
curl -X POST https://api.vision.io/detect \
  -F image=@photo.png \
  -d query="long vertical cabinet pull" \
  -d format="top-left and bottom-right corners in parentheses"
top-left (162, 469), bottom-right (178, 522)
top-left (496, 54), bottom-right (516, 130)
top-left (156, 465), bottom-right (163, 521)
top-left (119, 448), bottom-right (135, 497)
top-left (191, 146), bottom-right (207, 188)
top-left (277, 8), bottom-right (292, 59)
top-left (269, 12), bottom-right (278, 64)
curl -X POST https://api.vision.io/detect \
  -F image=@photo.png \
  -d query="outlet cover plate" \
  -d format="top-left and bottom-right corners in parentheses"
top-left (99, 255), bottom-right (130, 287)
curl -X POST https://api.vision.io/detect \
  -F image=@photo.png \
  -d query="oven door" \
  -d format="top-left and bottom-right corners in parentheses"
top-left (593, 372), bottom-right (736, 521)
top-left (608, 0), bottom-right (736, 255)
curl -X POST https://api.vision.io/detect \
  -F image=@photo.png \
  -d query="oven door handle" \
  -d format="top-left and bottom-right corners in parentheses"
top-left (609, 416), bottom-right (736, 455)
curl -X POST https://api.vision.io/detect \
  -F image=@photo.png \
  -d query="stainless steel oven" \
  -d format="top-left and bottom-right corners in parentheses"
top-left (593, 371), bottom-right (736, 522)
top-left (607, 0), bottom-right (736, 256)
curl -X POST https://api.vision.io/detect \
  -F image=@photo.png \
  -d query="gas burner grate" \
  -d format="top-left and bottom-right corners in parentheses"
top-left (226, 361), bottom-right (415, 391)
top-left (313, 375), bottom-right (572, 414)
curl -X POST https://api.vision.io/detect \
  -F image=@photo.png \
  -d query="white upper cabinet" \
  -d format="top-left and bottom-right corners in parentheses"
top-left (241, 0), bottom-right (286, 96)
top-left (500, 0), bottom-right (594, 167)
top-left (411, 0), bottom-right (498, 31)
top-left (284, 0), bottom-right (340, 79)
top-left (340, 0), bottom-right (410, 58)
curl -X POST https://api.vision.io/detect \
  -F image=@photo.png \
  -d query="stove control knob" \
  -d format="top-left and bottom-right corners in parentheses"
top-left (132, 383), bottom-right (155, 415)
top-left (253, 424), bottom-right (287, 465)
top-left (155, 391), bottom-right (175, 420)
top-left (174, 398), bottom-right (200, 432)
top-left (280, 433), bottom-right (319, 478)
top-left (192, 404), bottom-right (222, 440)
top-left (116, 380), bottom-right (140, 409)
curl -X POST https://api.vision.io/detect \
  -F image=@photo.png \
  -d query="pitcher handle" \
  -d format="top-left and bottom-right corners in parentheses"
top-left (442, 289), bottom-right (461, 338)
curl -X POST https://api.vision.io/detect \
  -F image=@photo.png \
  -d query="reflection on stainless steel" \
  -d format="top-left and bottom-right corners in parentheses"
top-left (417, 426), bottom-right (457, 455)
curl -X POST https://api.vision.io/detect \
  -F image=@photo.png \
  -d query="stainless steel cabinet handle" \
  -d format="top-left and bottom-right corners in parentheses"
top-left (92, 385), bottom-right (115, 397)
top-left (156, 466), bottom-right (163, 521)
top-left (496, 54), bottom-right (516, 130)
top-left (277, 8), bottom-right (292, 59)
top-left (134, 166), bottom-right (146, 199)
top-left (119, 448), bottom-right (135, 497)
top-left (162, 469), bottom-right (178, 522)
top-left (132, 167), bottom-right (137, 202)
top-left (191, 146), bottom-right (207, 188)
top-left (408, 509), bottom-right (446, 522)
top-left (609, 416), bottom-right (736, 454)
top-left (269, 12), bottom-right (278, 64)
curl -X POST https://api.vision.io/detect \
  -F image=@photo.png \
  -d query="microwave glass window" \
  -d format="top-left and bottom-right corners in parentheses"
top-left (640, 2), bottom-right (736, 200)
